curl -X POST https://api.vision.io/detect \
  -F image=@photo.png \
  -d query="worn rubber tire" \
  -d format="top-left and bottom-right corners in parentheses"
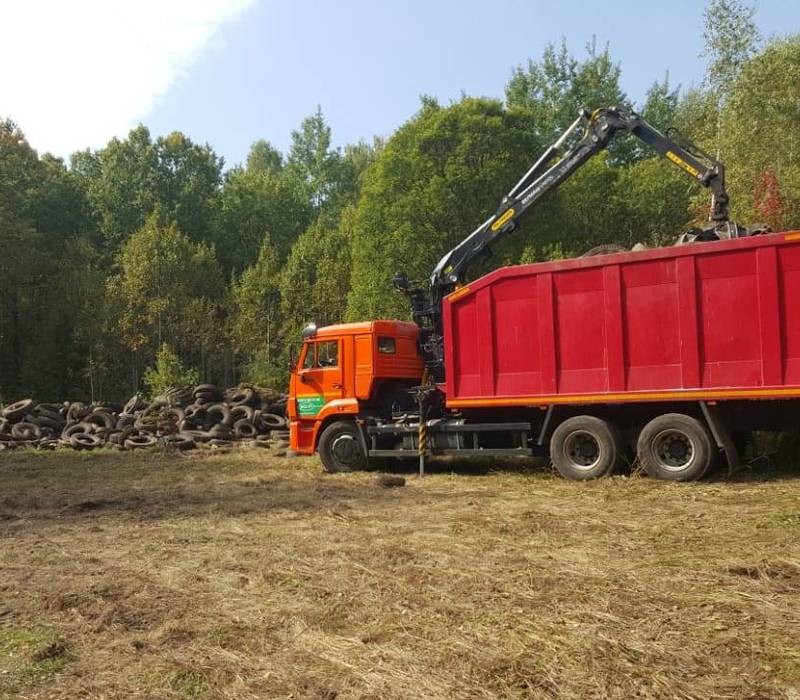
top-left (71, 433), bottom-right (102, 450)
top-left (33, 407), bottom-right (62, 423)
top-left (230, 405), bottom-right (255, 423)
top-left (233, 419), bottom-right (257, 439)
top-left (260, 413), bottom-right (286, 429)
top-left (67, 402), bottom-right (89, 422)
top-left (28, 415), bottom-right (62, 432)
top-left (163, 434), bottom-right (196, 450)
top-left (318, 420), bottom-right (367, 473)
top-left (86, 410), bottom-right (115, 430)
top-left (228, 387), bottom-right (257, 407)
top-left (116, 414), bottom-right (136, 430)
top-left (637, 413), bottom-right (714, 482)
top-left (208, 423), bottom-right (233, 440)
top-left (550, 415), bottom-right (623, 480)
top-left (581, 243), bottom-right (628, 258)
top-left (11, 422), bottom-right (41, 441)
top-left (2, 399), bottom-right (34, 421)
top-left (206, 403), bottom-right (232, 427)
top-left (181, 429), bottom-right (212, 443)
top-left (124, 434), bottom-right (158, 450)
top-left (123, 395), bottom-right (147, 415)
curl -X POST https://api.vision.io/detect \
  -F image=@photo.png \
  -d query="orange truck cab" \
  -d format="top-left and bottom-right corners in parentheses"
top-left (288, 320), bottom-right (423, 468)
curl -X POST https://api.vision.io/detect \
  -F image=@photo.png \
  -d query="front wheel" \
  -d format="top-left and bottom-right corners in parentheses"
top-left (318, 420), bottom-right (367, 473)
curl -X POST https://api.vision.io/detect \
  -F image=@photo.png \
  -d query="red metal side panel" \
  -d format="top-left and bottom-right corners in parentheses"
top-left (696, 249), bottom-right (761, 386)
top-left (444, 231), bottom-right (800, 407)
top-left (621, 257), bottom-right (681, 390)
top-left (450, 293), bottom-right (480, 397)
top-left (491, 275), bottom-right (541, 396)
top-left (779, 244), bottom-right (800, 385)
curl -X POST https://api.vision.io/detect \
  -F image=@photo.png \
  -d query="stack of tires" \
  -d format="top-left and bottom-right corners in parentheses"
top-left (0, 384), bottom-right (289, 452)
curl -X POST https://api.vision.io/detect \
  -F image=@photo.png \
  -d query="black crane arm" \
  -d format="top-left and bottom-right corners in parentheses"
top-left (429, 107), bottom-right (731, 296)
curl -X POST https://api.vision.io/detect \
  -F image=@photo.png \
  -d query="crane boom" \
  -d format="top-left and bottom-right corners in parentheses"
top-left (394, 106), bottom-right (744, 381)
top-left (431, 107), bottom-right (732, 296)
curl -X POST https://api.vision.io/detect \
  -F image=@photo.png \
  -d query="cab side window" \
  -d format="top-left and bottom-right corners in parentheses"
top-left (316, 340), bottom-right (339, 368)
top-left (377, 336), bottom-right (396, 354)
top-left (302, 340), bottom-right (339, 369)
top-left (302, 344), bottom-right (316, 370)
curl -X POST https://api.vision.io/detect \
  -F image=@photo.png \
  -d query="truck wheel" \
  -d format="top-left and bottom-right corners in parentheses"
top-left (637, 413), bottom-right (714, 481)
top-left (318, 420), bottom-right (367, 473)
top-left (550, 415), bottom-right (623, 480)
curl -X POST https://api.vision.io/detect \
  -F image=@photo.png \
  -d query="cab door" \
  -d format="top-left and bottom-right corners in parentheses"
top-left (295, 338), bottom-right (344, 419)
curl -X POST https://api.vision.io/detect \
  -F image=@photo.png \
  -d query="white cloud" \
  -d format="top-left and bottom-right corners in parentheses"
top-left (0, 0), bottom-right (255, 157)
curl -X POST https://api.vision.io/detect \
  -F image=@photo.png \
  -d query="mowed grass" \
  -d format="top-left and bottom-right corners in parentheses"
top-left (1, 448), bottom-right (800, 699)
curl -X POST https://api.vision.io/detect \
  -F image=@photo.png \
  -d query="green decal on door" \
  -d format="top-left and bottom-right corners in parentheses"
top-left (297, 395), bottom-right (325, 416)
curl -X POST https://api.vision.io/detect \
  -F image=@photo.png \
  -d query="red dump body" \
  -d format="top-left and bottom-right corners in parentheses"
top-left (443, 231), bottom-right (800, 409)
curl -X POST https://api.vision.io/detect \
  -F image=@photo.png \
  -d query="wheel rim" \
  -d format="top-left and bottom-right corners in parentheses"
top-left (564, 430), bottom-right (601, 470)
top-left (331, 434), bottom-right (362, 467)
top-left (653, 429), bottom-right (694, 471)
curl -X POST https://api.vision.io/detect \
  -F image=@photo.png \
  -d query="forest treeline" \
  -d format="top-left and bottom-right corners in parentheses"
top-left (1, 1), bottom-right (798, 402)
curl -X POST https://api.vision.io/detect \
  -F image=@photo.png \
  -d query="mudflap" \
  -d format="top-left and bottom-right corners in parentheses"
top-left (700, 401), bottom-right (743, 476)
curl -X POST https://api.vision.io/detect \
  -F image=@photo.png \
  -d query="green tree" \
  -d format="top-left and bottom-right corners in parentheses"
top-left (214, 166), bottom-right (312, 272)
top-left (613, 158), bottom-right (698, 246)
top-left (287, 107), bottom-right (357, 213)
top-left (154, 131), bottom-right (223, 244)
top-left (246, 139), bottom-right (283, 174)
top-left (281, 208), bottom-right (354, 341)
top-left (702, 0), bottom-right (761, 149)
top-left (720, 36), bottom-right (800, 228)
top-left (110, 213), bottom-right (225, 388)
top-left (80, 126), bottom-right (223, 252)
top-left (641, 74), bottom-right (680, 132)
top-left (346, 97), bottom-right (540, 320)
top-left (229, 236), bottom-right (283, 384)
top-left (143, 343), bottom-right (200, 399)
top-left (506, 39), bottom-right (627, 140)
top-left (702, 0), bottom-right (761, 100)
top-left (0, 121), bottom-right (102, 400)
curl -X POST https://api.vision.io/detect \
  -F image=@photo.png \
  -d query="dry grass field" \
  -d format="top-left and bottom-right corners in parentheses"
top-left (1, 447), bottom-right (800, 699)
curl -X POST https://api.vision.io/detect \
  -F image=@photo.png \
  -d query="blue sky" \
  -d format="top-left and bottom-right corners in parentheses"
top-left (3, 0), bottom-right (797, 164)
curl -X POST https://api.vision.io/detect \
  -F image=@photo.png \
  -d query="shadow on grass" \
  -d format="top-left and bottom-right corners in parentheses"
top-left (370, 454), bottom-right (547, 477)
top-left (0, 449), bottom-right (546, 526)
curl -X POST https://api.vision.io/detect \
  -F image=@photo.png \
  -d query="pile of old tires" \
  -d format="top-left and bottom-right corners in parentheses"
top-left (0, 384), bottom-right (289, 452)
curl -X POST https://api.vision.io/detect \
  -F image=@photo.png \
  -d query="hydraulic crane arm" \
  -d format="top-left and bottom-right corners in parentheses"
top-left (394, 106), bottom-right (740, 382)
top-left (430, 107), bottom-right (731, 296)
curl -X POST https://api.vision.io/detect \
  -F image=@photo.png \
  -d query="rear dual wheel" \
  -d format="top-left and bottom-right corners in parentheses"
top-left (550, 415), bottom-right (625, 480)
top-left (636, 413), bottom-right (714, 482)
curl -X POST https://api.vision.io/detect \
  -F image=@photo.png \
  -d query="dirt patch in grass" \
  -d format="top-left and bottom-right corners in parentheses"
top-left (1, 448), bottom-right (799, 698)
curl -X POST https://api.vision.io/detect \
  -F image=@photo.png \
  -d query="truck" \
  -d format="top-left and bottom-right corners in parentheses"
top-left (287, 106), bottom-right (784, 482)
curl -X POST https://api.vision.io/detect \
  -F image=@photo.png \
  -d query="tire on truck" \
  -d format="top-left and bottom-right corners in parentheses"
top-left (549, 415), bottom-right (624, 480)
top-left (318, 420), bottom-right (367, 473)
top-left (636, 413), bottom-right (715, 481)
